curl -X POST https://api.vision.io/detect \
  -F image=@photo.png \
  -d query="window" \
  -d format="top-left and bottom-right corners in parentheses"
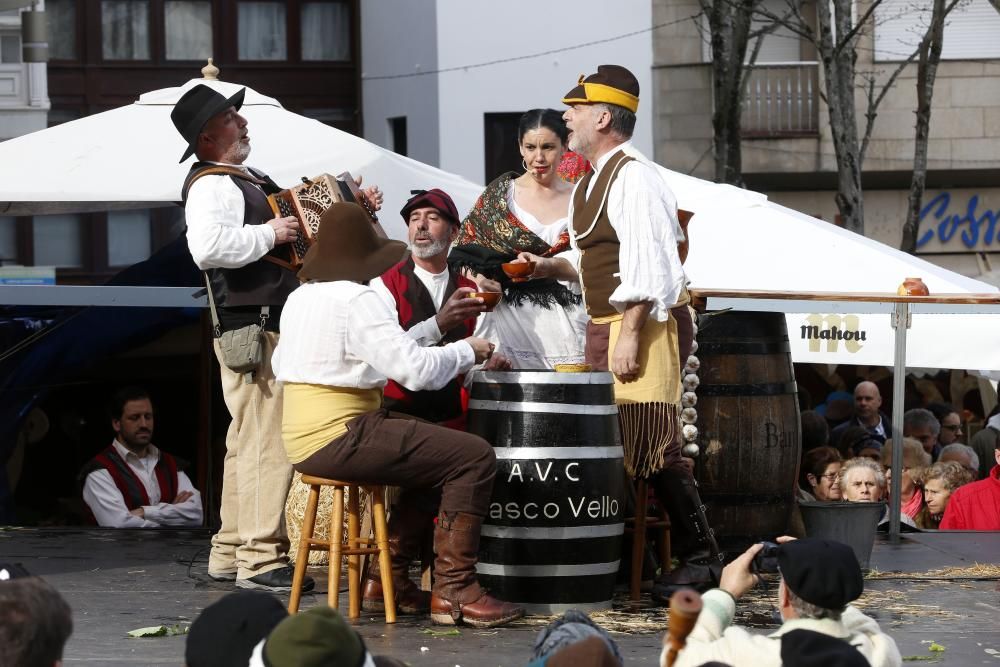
top-left (102, 0), bottom-right (151, 60)
top-left (46, 0), bottom-right (77, 60)
top-left (33, 215), bottom-right (83, 268)
top-left (483, 113), bottom-right (524, 183)
top-left (0, 33), bottom-right (20, 63)
top-left (301, 2), bottom-right (350, 61)
top-left (107, 210), bottom-right (152, 266)
top-left (165, 1), bottom-right (212, 61)
top-left (0, 217), bottom-right (17, 265)
top-left (875, 0), bottom-right (1000, 61)
top-left (389, 116), bottom-right (407, 157)
top-left (238, 1), bottom-right (286, 61)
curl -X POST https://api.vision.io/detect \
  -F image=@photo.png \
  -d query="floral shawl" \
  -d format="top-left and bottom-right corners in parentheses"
top-left (449, 172), bottom-right (580, 308)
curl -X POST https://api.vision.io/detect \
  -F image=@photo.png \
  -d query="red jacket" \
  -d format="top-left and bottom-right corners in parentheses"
top-left (940, 464), bottom-right (1000, 530)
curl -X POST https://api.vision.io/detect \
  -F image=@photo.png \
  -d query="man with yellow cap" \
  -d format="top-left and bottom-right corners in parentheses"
top-left (561, 65), bottom-right (721, 602)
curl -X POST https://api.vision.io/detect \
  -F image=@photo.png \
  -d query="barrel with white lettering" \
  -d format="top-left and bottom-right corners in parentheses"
top-left (467, 370), bottom-right (624, 614)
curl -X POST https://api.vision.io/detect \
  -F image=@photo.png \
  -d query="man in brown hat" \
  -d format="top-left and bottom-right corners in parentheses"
top-left (561, 65), bottom-right (721, 602)
top-left (171, 83), bottom-right (381, 592)
top-left (273, 201), bottom-right (524, 628)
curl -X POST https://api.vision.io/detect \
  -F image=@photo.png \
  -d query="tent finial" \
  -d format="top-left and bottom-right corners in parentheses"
top-left (202, 58), bottom-right (219, 81)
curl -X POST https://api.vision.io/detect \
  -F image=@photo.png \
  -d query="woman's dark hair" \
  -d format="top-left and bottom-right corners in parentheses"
top-left (518, 108), bottom-right (568, 145)
top-left (799, 446), bottom-right (842, 492)
top-left (926, 401), bottom-right (957, 422)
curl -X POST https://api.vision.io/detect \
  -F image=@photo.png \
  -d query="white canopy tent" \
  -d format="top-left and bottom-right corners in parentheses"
top-left (0, 77), bottom-right (482, 242)
top-left (1, 75), bottom-right (998, 373)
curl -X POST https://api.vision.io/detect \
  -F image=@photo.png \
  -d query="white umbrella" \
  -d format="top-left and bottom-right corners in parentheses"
top-left (0, 76), bottom-right (482, 242)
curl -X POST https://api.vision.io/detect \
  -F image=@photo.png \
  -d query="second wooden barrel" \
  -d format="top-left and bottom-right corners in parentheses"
top-left (694, 312), bottom-right (801, 540)
top-left (467, 370), bottom-right (624, 614)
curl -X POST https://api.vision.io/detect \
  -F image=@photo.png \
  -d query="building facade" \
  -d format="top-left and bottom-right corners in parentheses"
top-left (1, 0), bottom-right (361, 284)
top-left (361, 0), bottom-right (655, 185)
top-left (653, 0), bottom-right (1000, 280)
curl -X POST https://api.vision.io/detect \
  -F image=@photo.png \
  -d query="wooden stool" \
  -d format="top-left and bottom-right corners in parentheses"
top-left (288, 475), bottom-right (396, 622)
top-left (623, 478), bottom-right (671, 602)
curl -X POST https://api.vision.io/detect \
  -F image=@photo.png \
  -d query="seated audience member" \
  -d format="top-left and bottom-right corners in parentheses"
top-left (800, 410), bottom-right (830, 453)
top-left (938, 443), bottom-right (980, 480)
top-left (185, 591), bottom-right (287, 667)
top-left (970, 405), bottom-right (1000, 480)
top-left (80, 387), bottom-right (203, 528)
top-left (913, 462), bottom-right (974, 529)
top-left (666, 538), bottom-right (901, 667)
top-left (798, 447), bottom-right (842, 502)
top-left (0, 567), bottom-right (73, 667)
top-left (927, 402), bottom-right (963, 446)
top-left (839, 458), bottom-right (886, 502)
top-left (903, 408), bottom-right (941, 460)
top-left (249, 606), bottom-right (406, 667)
top-left (939, 437), bottom-right (1000, 530)
top-left (527, 609), bottom-right (623, 667)
top-left (880, 438), bottom-right (931, 522)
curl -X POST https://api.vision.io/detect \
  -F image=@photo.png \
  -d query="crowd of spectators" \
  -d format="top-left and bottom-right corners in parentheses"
top-left (801, 386), bottom-right (999, 531)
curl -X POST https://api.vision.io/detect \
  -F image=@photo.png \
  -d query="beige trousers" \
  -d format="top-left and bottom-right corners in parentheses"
top-left (209, 331), bottom-right (293, 579)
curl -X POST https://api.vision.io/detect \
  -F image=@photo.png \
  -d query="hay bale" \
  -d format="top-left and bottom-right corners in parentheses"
top-left (285, 472), bottom-right (373, 566)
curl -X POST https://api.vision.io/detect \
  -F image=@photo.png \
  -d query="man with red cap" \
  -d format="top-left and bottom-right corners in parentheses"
top-left (560, 65), bottom-right (721, 602)
top-left (364, 188), bottom-right (511, 615)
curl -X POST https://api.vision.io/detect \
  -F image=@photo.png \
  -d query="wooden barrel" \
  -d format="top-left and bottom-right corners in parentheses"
top-left (467, 370), bottom-right (624, 614)
top-left (693, 312), bottom-right (801, 541)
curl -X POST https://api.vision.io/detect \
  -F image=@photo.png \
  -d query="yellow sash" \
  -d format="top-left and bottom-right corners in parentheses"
top-left (282, 383), bottom-right (381, 464)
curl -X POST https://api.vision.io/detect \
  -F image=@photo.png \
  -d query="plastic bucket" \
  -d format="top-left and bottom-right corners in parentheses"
top-left (798, 501), bottom-right (884, 569)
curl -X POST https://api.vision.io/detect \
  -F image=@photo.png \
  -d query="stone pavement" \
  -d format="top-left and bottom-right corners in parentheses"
top-left (1, 527), bottom-right (998, 666)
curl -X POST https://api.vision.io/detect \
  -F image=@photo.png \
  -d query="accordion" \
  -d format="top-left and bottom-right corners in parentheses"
top-left (266, 172), bottom-right (386, 270)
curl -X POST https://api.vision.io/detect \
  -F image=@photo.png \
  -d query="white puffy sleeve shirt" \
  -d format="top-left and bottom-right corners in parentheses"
top-left (273, 281), bottom-right (474, 391)
top-left (568, 142), bottom-right (686, 322)
top-left (184, 169), bottom-right (277, 270)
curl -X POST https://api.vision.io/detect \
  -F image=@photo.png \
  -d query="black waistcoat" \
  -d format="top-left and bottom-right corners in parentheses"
top-left (183, 163), bottom-right (301, 332)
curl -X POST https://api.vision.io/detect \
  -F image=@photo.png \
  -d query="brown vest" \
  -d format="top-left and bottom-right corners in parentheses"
top-left (571, 151), bottom-right (635, 318)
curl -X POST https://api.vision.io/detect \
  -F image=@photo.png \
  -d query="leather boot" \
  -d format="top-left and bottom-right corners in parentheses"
top-left (362, 504), bottom-right (433, 615)
top-left (429, 512), bottom-right (524, 628)
top-left (649, 468), bottom-right (723, 605)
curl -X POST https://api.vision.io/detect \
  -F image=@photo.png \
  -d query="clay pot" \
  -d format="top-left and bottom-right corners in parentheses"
top-left (897, 277), bottom-right (929, 296)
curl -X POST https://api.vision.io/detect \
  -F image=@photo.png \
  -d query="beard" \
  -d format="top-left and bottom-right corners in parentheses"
top-left (222, 140), bottom-right (251, 164)
top-left (410, 237), bottom-right (450, 259)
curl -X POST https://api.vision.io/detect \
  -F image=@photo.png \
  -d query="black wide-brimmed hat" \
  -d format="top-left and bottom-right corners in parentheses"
top-left (562, 65), bottom-right (640, 113)
top-left (185, 591), bottom-right (287, 667)
top-left (170, 83), bottom-right (246, 163)
top-left (400, 188), bottom-right (460, 226)
top-left (298, 202), bottom-right (408, 283)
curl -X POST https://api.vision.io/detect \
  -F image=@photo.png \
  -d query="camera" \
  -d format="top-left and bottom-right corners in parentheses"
top-left (750, 541), bottom-right (780, 574)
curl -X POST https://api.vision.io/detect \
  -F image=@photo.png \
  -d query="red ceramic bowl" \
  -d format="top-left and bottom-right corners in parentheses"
top-left (468, 291), bottom-right (502, 311)
top-left (501, 261), bottom-right (536, 282)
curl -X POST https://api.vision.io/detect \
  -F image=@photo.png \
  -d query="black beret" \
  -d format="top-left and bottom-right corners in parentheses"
top-left (777, 538), bottom-right (863, 609)
top-left (781, 629), bottom-right (870, 667)
top-left (185, 591), bottom-right (288, 667)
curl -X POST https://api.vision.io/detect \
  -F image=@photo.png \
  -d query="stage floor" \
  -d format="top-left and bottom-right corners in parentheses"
top-left (1, 527), bottom-right (997, 666)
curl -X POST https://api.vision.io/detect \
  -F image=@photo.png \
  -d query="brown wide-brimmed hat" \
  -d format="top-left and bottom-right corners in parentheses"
top-left (298, 202), bottom-right (408, 283)
top-left (562, 65), bottom-right (640, 113)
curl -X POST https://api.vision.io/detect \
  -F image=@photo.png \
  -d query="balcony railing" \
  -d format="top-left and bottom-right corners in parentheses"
top-left (740, 62), bottom-right (819, 138)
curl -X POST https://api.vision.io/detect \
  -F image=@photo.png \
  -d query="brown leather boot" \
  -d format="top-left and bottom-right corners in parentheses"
top-left (649, 468), bottom-right (723, 605)
top-left (362, 504), bottom-right (433, 615)
top-left (429, 512), bottom-right (524, 628)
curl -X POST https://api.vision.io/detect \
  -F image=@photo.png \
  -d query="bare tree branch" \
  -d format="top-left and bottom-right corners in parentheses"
top-left (988, 0), bottom-right (1000, 13)
top-left (835, 0), bottom-right (887, 56)
top-left (859, 50), bottom-right (919, 163)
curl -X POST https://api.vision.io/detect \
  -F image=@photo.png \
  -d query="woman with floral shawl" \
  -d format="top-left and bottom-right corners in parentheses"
top-left (450, 109), bottom-right (588, 369)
